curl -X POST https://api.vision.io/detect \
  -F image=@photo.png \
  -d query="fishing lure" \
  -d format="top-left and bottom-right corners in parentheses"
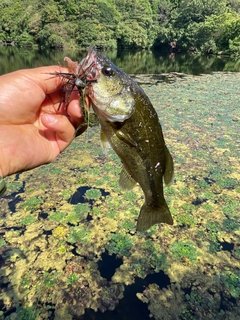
top-left (49, 60), bottom-right (99, 135)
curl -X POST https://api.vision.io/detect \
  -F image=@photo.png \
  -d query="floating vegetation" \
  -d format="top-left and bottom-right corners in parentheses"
top-left (85, 188), bottom-right (102, 199)
top-left (0, 72), bottom-right (240, 319)
top-left (67, 225), bottom-right (91, 243)
top-left (218, 269), bottom-right (240, 299)
top-left (21, 196), bottom-right (42, 212)
top-left (106, 233), bottom-right (133, 257)
top-left (20, 215), bottom-right (37, 225)
top-left (169, 241), bottom-right (201, 264)
top-left (49, 210), bottom-right (65, 223)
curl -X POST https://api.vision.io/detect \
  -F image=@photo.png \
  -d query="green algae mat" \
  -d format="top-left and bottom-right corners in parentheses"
top-left (0, 72), bottom-right (239, 320)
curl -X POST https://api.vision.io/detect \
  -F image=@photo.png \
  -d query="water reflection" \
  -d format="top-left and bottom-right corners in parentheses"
top-left (1, 46), bottom-right (240, 75)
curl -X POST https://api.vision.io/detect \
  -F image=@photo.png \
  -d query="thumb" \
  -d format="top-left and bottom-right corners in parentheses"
top-left (41, 113), bottom-right (75, 151)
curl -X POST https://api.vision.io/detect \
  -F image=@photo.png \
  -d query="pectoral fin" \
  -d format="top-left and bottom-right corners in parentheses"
top-left (163, 145), bottom-right (174, 186)
top-left (100, 130), bottom-right (111, 154)
top-left (119, 166), bottom-right (137, 190)
top-left (116, 130), bottom-right (138, 147)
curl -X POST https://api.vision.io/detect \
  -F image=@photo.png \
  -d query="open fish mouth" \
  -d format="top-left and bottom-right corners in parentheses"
top-left (78, 47), bottom-right (102, 81)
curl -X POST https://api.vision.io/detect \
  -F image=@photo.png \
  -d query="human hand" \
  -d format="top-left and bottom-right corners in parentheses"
top-left (0, 66), bottom-right (85, 178)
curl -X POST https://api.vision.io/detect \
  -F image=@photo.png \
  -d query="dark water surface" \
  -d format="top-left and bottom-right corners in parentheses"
top-left (1, 46), bottom-right (240, 75)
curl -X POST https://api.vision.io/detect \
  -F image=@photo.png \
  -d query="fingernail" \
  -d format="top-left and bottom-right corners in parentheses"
top-left (45, 114), bottom-right (57, 124)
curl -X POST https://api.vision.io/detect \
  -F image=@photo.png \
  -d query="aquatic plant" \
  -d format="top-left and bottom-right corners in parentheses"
top-left (184, 287), bottom-right (217, 318)
top-left (21, 215), bottom-right (37, 225)
top-left (222, 218), bottom-right (239, 231)
top-left (58, 245), bottom-right (67, 254)
top-left (121, 219), bottom-right (136, 232)
top-left (205, 221), bottom-right (221, 233)
top-left (7, 181), bottom-right (23, 192)
top-left (106, 209), bottom-right (117, 219)
top-left (67, 273), bottom-right (79, 285)
top-left (218, 177), bottom-right (238, 189)
top-left (61, 189), bottom-right (72, 200)
top-left (92, 206), bottom-right (102, 216)
top-left (105, 233), bottom-right (133, 257)
top-left (0, 238), bottom-right (6, 247)
top-left (20, 274), bottom-right (31, 288)
top-left (123, 191), bottom-right (138, 202)
top-left (85, 188), bottom-right (102, 199)
top-left (1, 72), bottom-right (240, 320)
top-left (67, 226), bottom-right (90, 243)
top-left (53, 226), bottom-right (68, 238)
top-left (169, 241), bottom-right (200, 264)
top-left (180, 308), bottom-right (195, 320)
top-left (177, 213), bottom-right (197, 227)
top-left (49, 210), bottom-right (65, 223)
top-left (201, 203), bottom-right (214, 212)
top-left (88, 167), bottom-right (101, 175)
top-left (42, 271), bottom-right (58, 289)
top-left (219, 270), bottom-right (240, 299)
top-left (66, 211), bottom-right (83, 225)
top-left (22, 196), bottom-right (42, 212)
top-left (180, 203), bottom-right (196, 213)
top-left (5, 306), bottom-right (40, 320)
top-left (74, 203), bottom-right (90, 214)
top-left (77, 177), bottom-right (88, 185)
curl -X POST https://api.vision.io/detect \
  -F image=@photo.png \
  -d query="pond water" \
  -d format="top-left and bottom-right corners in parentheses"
top-left (1, 46), bottom-right (240, 75)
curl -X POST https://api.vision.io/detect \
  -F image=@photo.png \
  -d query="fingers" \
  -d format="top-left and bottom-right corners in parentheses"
top-left (41, 113), bottom-right (76, 152)
top-left (17, 66), bottom-right (70, 95)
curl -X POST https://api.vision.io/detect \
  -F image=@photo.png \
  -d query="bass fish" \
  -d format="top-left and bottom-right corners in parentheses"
top-left (65, 48), bottom-right (174, 231)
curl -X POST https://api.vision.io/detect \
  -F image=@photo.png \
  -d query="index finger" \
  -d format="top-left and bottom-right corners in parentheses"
top-left (17, 66), bottom-right (70, 94)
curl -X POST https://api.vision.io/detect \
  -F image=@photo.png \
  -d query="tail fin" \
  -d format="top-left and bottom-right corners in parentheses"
top-left (136, 200), bottom-right (173, 232)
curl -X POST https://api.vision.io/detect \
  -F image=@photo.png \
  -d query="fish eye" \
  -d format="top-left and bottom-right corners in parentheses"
top-left (102, 66), bottom-right (114, 77)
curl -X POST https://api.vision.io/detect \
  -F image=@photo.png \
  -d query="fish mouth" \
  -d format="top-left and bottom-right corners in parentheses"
top-left (79, 47), bottom-right (102, 81)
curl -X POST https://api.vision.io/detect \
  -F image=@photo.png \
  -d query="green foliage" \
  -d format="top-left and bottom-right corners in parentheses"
top-left (85, 188), bottom-right (102, 200)
top-left (106, 233), bottom-right (133, 257)
top-left (218, 269), bottom-right (240, 298)
top-left (121, 219), bottom-right (136, 231)
top-left (222, 218), bottom-right (239, 231)
top-left (21, 215), bottom-right (37, 225)
top-left (5, 306), bottom-right (40, 320)
top-left (42, 271), bottom-right (58, 289)
top-left (65, 205), bottom-right (89, 224)
top-left (0, 238), bottom-right (6, 247)
top-left (74, 203), bottom-right (90, 215)
top-left (177, 213), bottom-right (197, 227)
top-left (0, 0), bottom-right (239, 52)
top-left (67, 273), bottom-right (79, 285)
top-left (129, 240), bottom-right (169, 278)
top-left (22, 197), bottom-right (42, 212)
top-left (49, 210), bottom-right (65, 222)
top-left (67, 225), bottom-right (90, 243)
top-left (170, 240), bottom-right (200, 263)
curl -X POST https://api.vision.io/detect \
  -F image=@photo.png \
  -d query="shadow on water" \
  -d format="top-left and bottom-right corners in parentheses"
top-left (98, 251), bottom-right (123, 281)
top-left (79, 270), bottom-right (170, 320)
top-left (2, 174), bottom-right (25, 213)
top-left (69, 186), bottom-right (110, 206)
